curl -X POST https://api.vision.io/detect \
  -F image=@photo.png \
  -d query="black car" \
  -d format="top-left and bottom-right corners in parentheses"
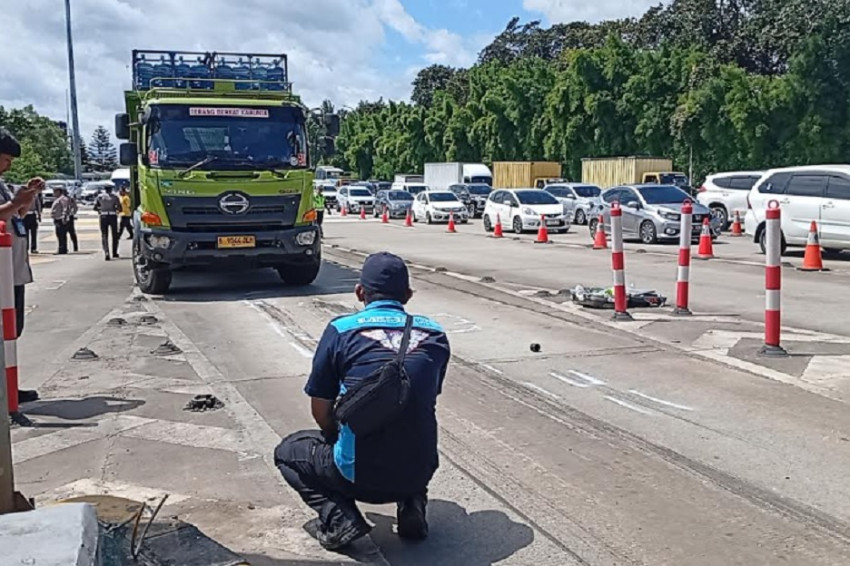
top-left (374, 189), bottom-right (415, 218)
top-left (449, 183), bottom-right (492, 218)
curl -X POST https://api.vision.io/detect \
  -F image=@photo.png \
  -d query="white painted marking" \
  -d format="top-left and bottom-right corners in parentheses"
top-left (289, 341), bottom-right (315, 359)
top-left (549, 371), bottom-right (591, 388)
top-left (604, 396), bottom-right (655, 416)
top-left (45, 478), bottom-right (191, 505)
top-left (480, 364), bottom-right (503, 375)
top-left (567, 370), bottom-right (606, 386)
top-left (629, 390), bottom-right (694, 411)
top-left (524, 382), bottom-right (561, 400)
top-left (802, 355), bottom-right (850, 384)
top-left (44, 280), bottom-right (67, 290)
top-left (122, 419), bottom-right (249, 454)
top-left (245, 300), bottom-right (315, 358)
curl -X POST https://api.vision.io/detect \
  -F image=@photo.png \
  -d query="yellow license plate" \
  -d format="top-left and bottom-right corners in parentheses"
top-left (217, 235), bottom-right (256, 249)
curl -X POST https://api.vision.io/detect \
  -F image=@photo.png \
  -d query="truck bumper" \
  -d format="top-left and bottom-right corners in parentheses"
top-left (138, 225), bottom-right (321, 269)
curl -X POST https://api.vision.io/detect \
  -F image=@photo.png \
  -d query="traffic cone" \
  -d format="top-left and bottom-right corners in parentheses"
top-left (730, 211), bottom-right (743, 237)
top-left (359, 206), bottom-right (366, 220)
top-left (447, 212), bottom-right (457, 233)
top-left (493, 214), bottom-right (504, 238)
top-left (405, 210), bottom-right (413, 227)
top-left (340, 206), bottom-right (347, 217)
top-left (534, 215), bottom-right (549, 244)
top-left (697, 217), bottom-right (714, 259)
top-left (798, 221), bottom-right (826, 271)
top-left (593, 215), bottom-right (607, 249)
top-left (381, 206), bottom-right (389, 224)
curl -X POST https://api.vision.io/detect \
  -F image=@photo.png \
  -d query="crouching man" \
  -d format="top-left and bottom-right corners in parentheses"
top-left (275, 252), bottom-right (450, 550)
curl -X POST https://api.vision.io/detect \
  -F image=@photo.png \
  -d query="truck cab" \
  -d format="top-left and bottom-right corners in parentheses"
top-left (115, 50), bottom-right (338, 294)
top-left (641, 172), bottom-right (694, 195)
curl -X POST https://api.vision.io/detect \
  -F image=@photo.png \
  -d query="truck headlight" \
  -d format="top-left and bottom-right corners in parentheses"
top-left (296, 231), bottom-right (317, 246)
top-left (147, 234), bottom-right (172, 249)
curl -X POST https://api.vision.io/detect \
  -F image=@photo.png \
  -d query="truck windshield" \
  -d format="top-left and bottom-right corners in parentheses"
top-left (469, 176), bottom-right (491, 185)
top-left (147, 105), bottom-right (307, 170)
top-left (660, 173), bottom-right (689, 186)
top-left (467, 184), bottom-right (492, 195)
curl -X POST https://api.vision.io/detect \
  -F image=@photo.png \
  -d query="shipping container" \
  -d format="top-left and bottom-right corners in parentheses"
top-left (493, 162), bottom-right (563, 189)
top-left (581, 157), bottom-right (674, 188)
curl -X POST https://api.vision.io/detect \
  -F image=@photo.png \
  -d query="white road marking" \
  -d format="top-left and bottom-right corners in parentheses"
top-left (479, 364), bottom-right (503, 375)
top-left (121, 419), bottom-right (249, 454)
top-left (289, 341), bottom-right (315, 359)
top-left (44, 280), bottom-right (67, 290)
top-left (244, 300), bottom-right (315, 358)
top-left (432, 313), bottom-right (481, 334)
top-left (604, 396), bottom-right (655, 416)
top-left (523, 382), bottom-right (561, 400)
top-left (549, 370), bottom-right (606, 389)
top-left (44, 478), bottom-right (191, 505)
top-left (629, 390), bottom-right (694, 412)
top-left (549, 371), bottom-right (591, 388)
top-left (567, 370), bottom-right (606, 386)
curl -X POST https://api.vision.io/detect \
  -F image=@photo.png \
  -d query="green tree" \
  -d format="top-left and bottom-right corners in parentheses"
top-left (88, 126), bottom-right (117, 171)
top-left (0, 105), bottom-right (73, 182)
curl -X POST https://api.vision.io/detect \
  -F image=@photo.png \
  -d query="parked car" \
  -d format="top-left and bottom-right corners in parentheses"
top-left (80, 181), bottom-right (113, 204)
top-left (696, 171), bottom-right (764, 229)
top-left (351, 181), bottom-right (377, 195)
top-left (544, 183), bottom-right (602, 225)
top-left (482, 188), bottom-right (570, 235)
top-left (589, 185), bottom-right (719, 245)
top-left (411, 190), bottom-right (469, 224)
top-left (374, 189), bottom-right (414, 218)
top-left (369, 180), bottom-right (392, 193)
top-left (744, 165), bottom-right (850, 255)
top-left (320, 184), bottom-right (338, 210)
top-left (45, 179), bottom-right (80, 206)
top-left (448, 183), bottom-right (491, 218)
top-left (391, 182), bottom-right (429, 196)
top-left (336, 186), bottom-right (376, 214)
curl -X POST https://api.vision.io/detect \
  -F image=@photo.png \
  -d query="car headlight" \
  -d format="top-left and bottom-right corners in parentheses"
top-left (662, 212), bottom-right (681, 221)
top-left (522, 207), bottom-right (536, 216)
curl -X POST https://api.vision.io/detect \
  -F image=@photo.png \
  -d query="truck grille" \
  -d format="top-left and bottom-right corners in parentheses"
top-left (163, 194), bottom-right (301, 231)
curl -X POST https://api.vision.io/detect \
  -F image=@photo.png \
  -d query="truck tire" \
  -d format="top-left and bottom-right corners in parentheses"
top-left (132, 238), bottom-right (172, 294)
top-left (276, 254), bottom-right (322, 286)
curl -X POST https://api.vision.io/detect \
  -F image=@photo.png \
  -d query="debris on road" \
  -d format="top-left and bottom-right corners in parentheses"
top-left (108, 317), bottom-right (128, 327)
top-left (530, 343), bottom-right (542, 353)
top-left (480, 276), bottom-right (496, 283)
top-left (138, 315), bottom-right (159, 326)
top-left (152, 340), bottom-right (182, 356)
top-left (570, 285), bottom-right (667, 310)
top-left (183, 394), bottom-right (224, 412)
top-left (72, 347), bottom-right (99, 361)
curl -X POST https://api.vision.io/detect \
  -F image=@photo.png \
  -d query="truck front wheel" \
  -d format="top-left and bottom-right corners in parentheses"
top-left (133, 238), bottom-right (173, 294)
top-left (276, 254), bottom-right (321, 286)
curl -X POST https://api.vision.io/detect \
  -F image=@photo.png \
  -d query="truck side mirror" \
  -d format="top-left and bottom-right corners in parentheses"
top-left (119, 143), bottom-right (137, 166)
top-left (324, 114), bottom-right (341, 137)
top-left (115, 113), bottom-right (130, 140)
top-left (322, 138), bottom-right (336, 157)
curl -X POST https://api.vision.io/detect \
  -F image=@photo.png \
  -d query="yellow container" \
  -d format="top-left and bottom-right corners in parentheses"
top-left (493, 162), bottom-right (563, 189)
top-left (581, 157), bottom-right (674, 188)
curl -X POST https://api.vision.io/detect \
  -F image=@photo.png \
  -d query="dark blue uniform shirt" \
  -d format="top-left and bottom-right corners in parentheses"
top-left (305, 300), bottom-right (451, 493)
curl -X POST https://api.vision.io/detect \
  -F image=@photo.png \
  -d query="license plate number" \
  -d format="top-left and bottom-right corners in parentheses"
top-left (217, 235), bottom-right (256, 249)
top-left (546, 220), bottom-right (560, 226)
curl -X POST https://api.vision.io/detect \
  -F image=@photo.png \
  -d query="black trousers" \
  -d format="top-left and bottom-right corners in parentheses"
top-left (118, 216), bottom-right (134, 239)
top-left (99, 215), bottom-right (119, 256)
top-left (14, 284), bottom-right (24, 338)
top-left (23, 215), bottom-right (38, 252)
top-left (54, 220), bottom-right (69, 254)
top-left (67, 217), bottom-right (78, 252)
top-left (275, 430), bottom-right (425, 530)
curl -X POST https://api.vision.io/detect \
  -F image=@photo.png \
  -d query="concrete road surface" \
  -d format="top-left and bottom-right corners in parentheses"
top-left (9, 214), bottom-right (850, 565)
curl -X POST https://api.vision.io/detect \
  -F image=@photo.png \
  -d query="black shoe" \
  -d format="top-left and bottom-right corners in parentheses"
top-left (105, 254), bottom-right (110, 261)
top-left (310, 518), bottom-right (372, 551)
top-left (113, 253), bottom-right (120, 258)
top-left (397, 496), bottom-right (428, 540)
top-left (18, 389), bottom-right (39, 404)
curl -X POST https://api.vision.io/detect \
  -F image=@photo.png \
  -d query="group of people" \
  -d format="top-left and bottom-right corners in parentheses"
top-left (48, 185), bottom-right (79, 255)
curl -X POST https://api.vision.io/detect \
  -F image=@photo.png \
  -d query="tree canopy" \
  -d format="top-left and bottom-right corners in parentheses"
top-left (0, 105), bottom-right (73, 182)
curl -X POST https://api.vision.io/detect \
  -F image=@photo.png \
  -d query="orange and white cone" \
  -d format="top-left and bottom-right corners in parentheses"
top-left (493, 214), bottom-right (504, 238)
top-left (447, 212), bottom-right (457, 233)
top-left (359, 206), bottom-right (366, 220)
top-left (404, 210), bottom-right (413, 227)
top-left (798, 221), bottom-right (826, 271)
top-left (534, 215), bottom-right (549, 244)
top-left (730, 211), bottom-right (743, 237)
top-left (381, 206), bottom-right (389, 224)
top-left (340, 205), bottom-right (347, 217)
top-left (593, 215), bottom-right (607, 249)
top-left (696, 217), bottom-right (714, 259)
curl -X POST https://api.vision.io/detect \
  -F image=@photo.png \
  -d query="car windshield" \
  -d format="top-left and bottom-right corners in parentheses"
top-left (516, 190), bottom-right (559, 205)
top-left (349, 188), bottom-right (372, 197)
top-left (638, 185), bottom-right (692, 204)
top-left (466, 184), bottom-right (492, 195)
top-left (407, 185), bottom-right (427, 195)
top-left (574, 185), bottom-right (601, 197)
top-left (147, 105), bottom-right (307, 170)
top-left (389, 191), bottom-right (413, 201)
top-left (660, 173), bottom-right (690, 186)
top-left (430, 193), bottom-right (459, 202)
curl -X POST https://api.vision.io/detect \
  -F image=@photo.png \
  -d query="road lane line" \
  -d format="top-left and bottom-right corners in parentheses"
top-left (567, 370), bottom-right (606, 386)
top-left (244, 300), bottom-right (315, 358)
top-left (523, 382), bottom-right (561, 400)
top-left (480, 364), bottom-right (503, 375)
top-left (549, 371), bottom-right (591, 388)
top-left (604, 396), bottom-right (655, 416)
top-left (629, 390), bottom-right (695, 412)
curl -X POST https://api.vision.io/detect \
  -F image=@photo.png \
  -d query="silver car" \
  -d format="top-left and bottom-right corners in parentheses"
top-left (336, 186), bottom-right (376, 214)
top-left (544, 183), bottom-right (603, 225)
top-left (589, 184), bottom-right (721, 245)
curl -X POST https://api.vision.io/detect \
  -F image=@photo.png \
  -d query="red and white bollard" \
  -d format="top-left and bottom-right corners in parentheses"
top-left (0, 222), bottom-right (21, 418)
top-left (762, 200), bottom-right (786, 356)
top-left (610, 203), bottom-right (632, 321)
top-left (675, 200), bottom-right (693, 315)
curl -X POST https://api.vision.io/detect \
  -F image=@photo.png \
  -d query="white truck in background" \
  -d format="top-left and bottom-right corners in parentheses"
top-left (424, 163), bottom-right (493, 190)
top-left (394, 174), bottom-right (424, 184)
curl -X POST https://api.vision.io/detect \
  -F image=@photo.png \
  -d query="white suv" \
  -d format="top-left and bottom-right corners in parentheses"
top-left (696, 171), bottom-right (763, 229)
top-left (745, 165), bottom-right (850, 254)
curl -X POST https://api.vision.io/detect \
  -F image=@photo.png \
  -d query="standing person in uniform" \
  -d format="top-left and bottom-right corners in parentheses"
top-left (117, 187), bottom-right (133, 240)
top-left (275, 252), bottom-right (451, 551)
top-left (22, 184), bottom-right (42, 253)
top-left (50, 186), bottom-right (72, 255)
top-left (67, 191), bottom-right (79, 253)
top-left (94, 184), bottom-right (121, 260)
top-left (0, 128), bottom-right (42, 404)
top-left (314, 186), bottom-right (325, 238)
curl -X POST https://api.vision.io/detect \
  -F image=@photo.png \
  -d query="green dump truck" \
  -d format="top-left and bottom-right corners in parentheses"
top-left (115, 50), bottom-right (338, 294)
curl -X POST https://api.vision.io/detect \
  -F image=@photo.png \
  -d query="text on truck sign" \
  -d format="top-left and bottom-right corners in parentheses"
top-left (188, 108), bottom-right (270, 118)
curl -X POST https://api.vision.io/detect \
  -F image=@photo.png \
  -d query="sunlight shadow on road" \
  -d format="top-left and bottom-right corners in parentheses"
top-left (366, 499), bottom-right (534, 566)
top-left (22, 396), bottom-right (145, 420)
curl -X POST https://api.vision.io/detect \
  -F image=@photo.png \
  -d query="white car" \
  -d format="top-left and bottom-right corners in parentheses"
top-left (336, 186), bottom-right (375, 214)
top-left (745, 165), bottom-right (850, 255)
top-left (482, 188), bottom-right (570, 234)
top-left (411, 191), bottom-right (469, 224)
top-left (696, 171), bottom-right (764, 229)
top-left (544, 183), bottom-right (602, 225)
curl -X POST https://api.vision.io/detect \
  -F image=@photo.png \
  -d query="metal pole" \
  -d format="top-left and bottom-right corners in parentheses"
top-left (65, 0), bottom-right (83, 182)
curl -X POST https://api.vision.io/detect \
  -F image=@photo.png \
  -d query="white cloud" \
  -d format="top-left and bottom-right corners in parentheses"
top-left (0, 0), bottom-right (484, 145)
top-left (523, 0), bottom-right (661, 24)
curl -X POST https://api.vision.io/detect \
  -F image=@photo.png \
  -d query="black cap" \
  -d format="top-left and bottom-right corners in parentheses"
top-left (360, 252), bottom-right (409, 298)
top-left (0, 128), bottom-right (21, 158)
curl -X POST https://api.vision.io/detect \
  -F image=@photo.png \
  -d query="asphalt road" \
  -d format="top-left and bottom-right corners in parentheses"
top-left (9, 214), bottom-right (850, 565)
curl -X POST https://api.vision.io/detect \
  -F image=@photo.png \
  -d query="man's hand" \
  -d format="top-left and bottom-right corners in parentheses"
top-left (12, 186), bottom-right (38, 208)
top-left (311, 398), bottom-right (338, 443)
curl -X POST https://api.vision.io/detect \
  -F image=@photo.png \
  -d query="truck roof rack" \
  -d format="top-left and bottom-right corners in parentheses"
top-left (131, 50), bottom-right (291, 93)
